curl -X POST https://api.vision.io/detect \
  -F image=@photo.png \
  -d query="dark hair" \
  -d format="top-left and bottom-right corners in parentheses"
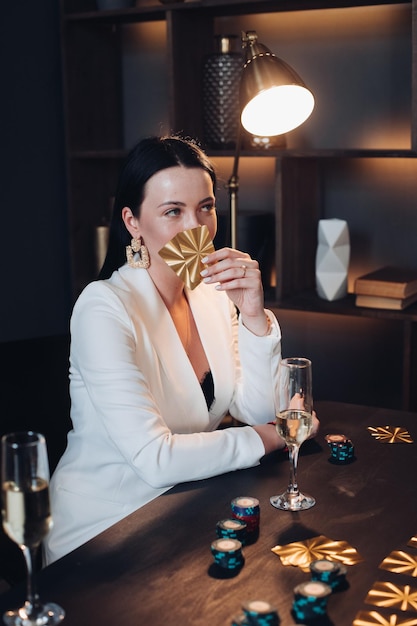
top-left (98, 135), bottom-right (217, 280)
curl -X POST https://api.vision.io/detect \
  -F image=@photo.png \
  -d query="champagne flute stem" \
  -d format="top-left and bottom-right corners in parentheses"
top-left (287, 443), bottom-right (300, 496)
top-left (22, 545), bottom-right (41, 618)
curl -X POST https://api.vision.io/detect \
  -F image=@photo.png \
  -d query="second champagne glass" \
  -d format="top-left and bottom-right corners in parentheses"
top-left (270, 357), bottom-right (316, 511)
top-left (1, 431), bottom-right (65, 626)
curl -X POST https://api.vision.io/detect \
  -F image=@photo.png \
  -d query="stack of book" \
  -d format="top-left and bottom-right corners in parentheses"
top-left (354, 266), bottom-right (417, 310)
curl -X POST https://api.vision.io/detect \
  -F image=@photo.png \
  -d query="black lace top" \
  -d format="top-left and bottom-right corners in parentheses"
top-left (200, 370), bottom-right (215, 410)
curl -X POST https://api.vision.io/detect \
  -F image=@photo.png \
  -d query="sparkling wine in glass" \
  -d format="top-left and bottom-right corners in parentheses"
top-left (1, 431), bottom-right (65, 626)
top-left (270, 357), bottom-right (316, 511)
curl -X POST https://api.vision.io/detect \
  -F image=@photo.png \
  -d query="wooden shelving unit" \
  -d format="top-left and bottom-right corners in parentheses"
top-left (60, 0), bottom-right (417, 409)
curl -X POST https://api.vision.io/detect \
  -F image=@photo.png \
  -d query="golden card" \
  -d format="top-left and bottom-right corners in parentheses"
top-left (158, 225), bottom-right (215, 290)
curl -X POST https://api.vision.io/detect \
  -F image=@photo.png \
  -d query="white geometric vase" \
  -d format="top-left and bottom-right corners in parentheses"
top-left (315, 218), bottom-right (350, 301)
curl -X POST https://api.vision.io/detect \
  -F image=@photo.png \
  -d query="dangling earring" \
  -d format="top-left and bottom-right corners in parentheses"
top-left (126, 237), bottom-right (150, 269)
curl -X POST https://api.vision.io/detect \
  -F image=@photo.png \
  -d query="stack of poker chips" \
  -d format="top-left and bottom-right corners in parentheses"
top-left (292, 580), bottom-right (332, 622)
top-left (231, 600), bottom-right (279, 626)
top-left (216, 518), bottom-right (248, 545)
top-left (231, 496), bottom-right (260, 542)
top-left (325, 433), bottom-right (355, 464)
top-left (310, 559), bottom-right (347, 590)
top-left (210, 538), bottom-right (244, 571)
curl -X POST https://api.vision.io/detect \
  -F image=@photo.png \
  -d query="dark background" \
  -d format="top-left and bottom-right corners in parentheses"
top-left (0, 0), bottom-right (411, 463)
top-left (0, 0), bottom-right (72, 588)
top-left (0, 1), bottom-right (71, 343)
top-left (0, 1), bottom-right (71, 450)
top-left (0, 0), bottom-right (415, 590)
top-left (0, 0), bottom-right (416, 467)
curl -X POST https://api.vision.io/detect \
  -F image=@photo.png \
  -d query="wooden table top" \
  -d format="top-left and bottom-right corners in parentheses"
top-left (1, 401), bottom-right (417, 626)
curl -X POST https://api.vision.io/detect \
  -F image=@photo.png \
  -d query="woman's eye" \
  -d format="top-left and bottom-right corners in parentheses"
top-left (202, 204), bottom-right (216, 213)
top-left (165, 208), bottom-right (181, 216)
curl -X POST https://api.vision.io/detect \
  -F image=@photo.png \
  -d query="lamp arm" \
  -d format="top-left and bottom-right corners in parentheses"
top-left (227, 124), bottom-right (243, 249)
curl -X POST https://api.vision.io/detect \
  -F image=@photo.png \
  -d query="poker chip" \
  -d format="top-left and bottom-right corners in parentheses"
top-left (242, 600), bottom-right (279, 626)
top-left (216, 518), bottom-right (248, 545)
top-left (292, 580), bottom-right (332, 621)
top-left (310, 559), bottom-right (344, 589)
top-left (325, 434), bottom-right (347, 444)
top-left (231, 496), bottom-right (260, 535)
top-left (210, 538), bottom-right (244, 571)
top-left (333, 562), bottom-right (348, 588)
top-left (325, 433), bottom-right (355, 464)
top-left (230, 601), bottom-right (279, 626)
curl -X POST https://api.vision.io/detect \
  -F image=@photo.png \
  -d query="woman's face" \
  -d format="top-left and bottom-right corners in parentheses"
top-left (124, 165), bottom-right (217, 272)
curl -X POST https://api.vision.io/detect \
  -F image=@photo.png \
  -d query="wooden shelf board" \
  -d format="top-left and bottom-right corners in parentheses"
top-left (69, 148), bottom-right (417, 160)
top-left (267, 291), bottom-right (417, 322)
top-left (64, 0), bottom-right (411, 21)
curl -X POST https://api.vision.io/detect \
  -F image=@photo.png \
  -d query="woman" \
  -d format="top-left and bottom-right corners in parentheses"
top-left (44, 135), bottom-right (317, 564)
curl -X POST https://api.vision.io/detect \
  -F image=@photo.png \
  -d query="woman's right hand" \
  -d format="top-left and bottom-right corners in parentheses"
top-left (253, 424), bottom-right (286, 455)
top-left (253, 411), bottom-right (320, 456)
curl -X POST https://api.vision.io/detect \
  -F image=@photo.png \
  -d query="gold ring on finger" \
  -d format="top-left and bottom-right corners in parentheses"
top-left (241, 264), bottom-right (247, 278)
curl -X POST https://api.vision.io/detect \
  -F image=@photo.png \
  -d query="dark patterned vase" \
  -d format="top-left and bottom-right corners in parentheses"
top-left (202, 35), bottom-right (242, 150)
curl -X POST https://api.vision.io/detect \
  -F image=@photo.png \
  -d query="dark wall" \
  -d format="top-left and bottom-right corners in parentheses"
top-left (0, 1), bottom-right (72, 343)
top-left (0, 7), bottom-right (72, 576)
top-left (0, 332), bottom-right (72, 587)
top-left (277, 310), bottom-right (404, 410)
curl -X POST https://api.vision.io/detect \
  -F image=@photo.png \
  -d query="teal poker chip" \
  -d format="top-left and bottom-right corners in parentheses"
top-left (325, 433), bottom-right (347, 444)
top-left (211, 538), bottom-right (244, 570)
top-left (310, 559), bottom-right (340, 588)
top-left (325, 433), bottom-right (355, 464)
top-left (242, 600), bottom-right (279, 626)
top-left (292, 581), bottom-right (331, 621)
top-left (310, 559), bottom-right (347, 589)
top-left (216, 518), bottom-right (248, 544)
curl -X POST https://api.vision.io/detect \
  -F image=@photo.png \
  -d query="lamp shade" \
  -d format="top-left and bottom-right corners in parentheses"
top-left (240, 31), bottom-right (314, 136)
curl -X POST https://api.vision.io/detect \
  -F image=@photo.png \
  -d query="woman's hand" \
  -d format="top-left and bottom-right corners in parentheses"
top-left (310, 411), bottom-right (320, 439)
top-left (253, 424), bottom-right (286, 455)
top-left (254, 411), bottom-right (320, 456)
top-left (201, 247), bottom-right (268, 336)
top-left (289, 396), bottom-right (320, 439)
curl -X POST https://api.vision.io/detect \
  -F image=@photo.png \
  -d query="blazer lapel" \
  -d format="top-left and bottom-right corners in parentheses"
top-left (117, 267), bottom-right (210, 422)
top-left (187, 283), bottom-right (235, 415)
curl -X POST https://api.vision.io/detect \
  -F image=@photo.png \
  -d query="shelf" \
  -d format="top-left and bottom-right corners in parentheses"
top-left (268, 291), bottom-right (417, 323)
top-left (64, 0), bottom-right (411, 21)
top-left (60, 0), bottom-right (417, 410)
top-left (65, 5), bottom-right (166, 22)
top-left (70, 148), bottom-right (417, 160)
top-left (207, 149), bottom-right (417, 159)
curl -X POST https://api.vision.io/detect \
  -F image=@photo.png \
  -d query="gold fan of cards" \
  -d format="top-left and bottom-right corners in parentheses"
top-left (158, 225), bottom-right (215, 290)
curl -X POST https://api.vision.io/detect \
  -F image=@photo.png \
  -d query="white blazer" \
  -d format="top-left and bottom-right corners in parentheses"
top-left (44, 265), bottom-right (282, 564)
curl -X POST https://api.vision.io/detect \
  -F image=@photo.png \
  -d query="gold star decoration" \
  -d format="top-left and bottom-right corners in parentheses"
top-left (158, 225), bottom-right (215, 290)
top-left (408, 537), bottom-right (417, 549)
top-left (380, 552), bottom-right (417, 577)
top-left (365, 582), bottom-right (417, 612)
top-left (271, 534), bottom-right (364, 572)
top-left (353, 611), bottom-right (417, 625)
top-left (367, 426), bottom-right (414, 444)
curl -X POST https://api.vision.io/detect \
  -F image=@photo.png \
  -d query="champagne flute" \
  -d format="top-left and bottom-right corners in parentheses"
top-left (1, 431), bottom-right (65, 626)
top-left (270, 357), bottom-right (316, 511)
